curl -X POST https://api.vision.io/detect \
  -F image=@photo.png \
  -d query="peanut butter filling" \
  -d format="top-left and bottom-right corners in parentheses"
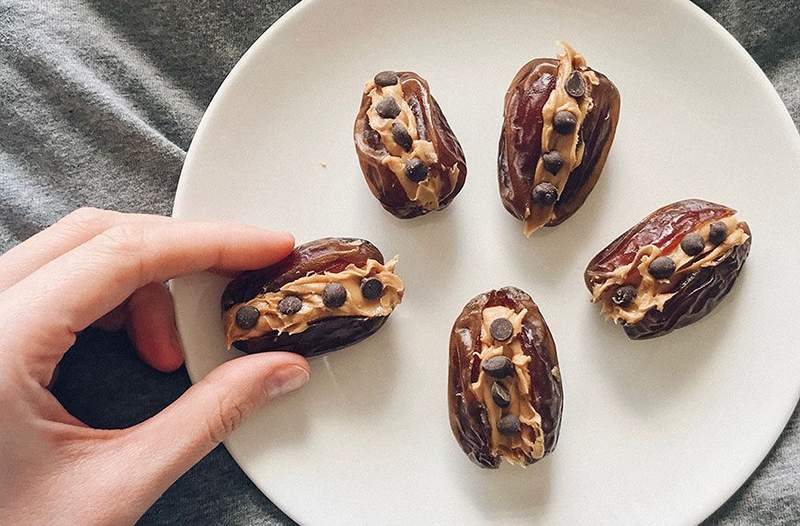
top-left (364, 78), bottom-right (459, 210)
top-left (590, 215), bottom-right (749, 325)
top-left (225, 258), bottom-right (404, 348)
top-left (470, 306), bottom-right (545, 465)
top-left (523, 42), bottom-right (599, 237)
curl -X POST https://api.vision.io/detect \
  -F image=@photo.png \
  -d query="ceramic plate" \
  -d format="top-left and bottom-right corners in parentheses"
top-left (171, 0), bottom-right (800, 523)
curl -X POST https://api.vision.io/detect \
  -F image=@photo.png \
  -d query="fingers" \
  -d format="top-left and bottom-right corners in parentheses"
top-left (91, 285), bottom-right (183, 372)
top-left (117, 352), bottom-right (309, 506)
top-left (0, 207), bottom-right (170, 291)
top-left (0, 221), bottom-right (293, 379)
top-left (126, 283), bottom-right (184, 373)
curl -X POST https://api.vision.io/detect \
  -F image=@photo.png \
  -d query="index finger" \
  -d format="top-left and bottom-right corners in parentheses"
top-left (0, 220), bottom-right (293, 363)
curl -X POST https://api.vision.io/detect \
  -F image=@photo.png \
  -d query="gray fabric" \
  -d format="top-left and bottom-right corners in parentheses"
top-left (0, 0), bottom-right (797, 524)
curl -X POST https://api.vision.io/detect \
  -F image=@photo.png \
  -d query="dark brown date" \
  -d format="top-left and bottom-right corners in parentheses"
top-left (585, 199), bottom-right (752, 339)
top-left (354, 71), bottom-right (467, 219)
top-left (498, 52), bottom-right (620, 231)
top-left (222, 238), bottom-right (401, 357)
top-left (448, 287), bottom-right (563, 468)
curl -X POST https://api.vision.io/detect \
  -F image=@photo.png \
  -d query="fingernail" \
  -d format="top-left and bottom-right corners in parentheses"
top-left (265, 365), bottom-right (310, 399)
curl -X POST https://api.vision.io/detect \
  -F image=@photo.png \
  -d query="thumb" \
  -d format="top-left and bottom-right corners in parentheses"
top-left (118, 351), bottom-right (309, 507)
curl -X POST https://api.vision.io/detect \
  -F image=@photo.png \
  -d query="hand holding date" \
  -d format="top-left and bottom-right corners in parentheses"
top-left (0, 208), bottom-right (310, 525)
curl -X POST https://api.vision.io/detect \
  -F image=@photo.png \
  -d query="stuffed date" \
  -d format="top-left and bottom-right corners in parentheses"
top-left (499, 42), bottom-right (620, 237)
top-left (584, 199), bottom-right (751, 339)
top-left (222, 238), bottom-right (404, 357)
top-left (448, 287), bottom-right (563, 468)
top-left (354, 70), bottom-right (467, 219)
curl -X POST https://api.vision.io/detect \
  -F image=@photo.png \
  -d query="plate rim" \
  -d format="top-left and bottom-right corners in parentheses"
top-left (172, 0), bottom-right (800, 524)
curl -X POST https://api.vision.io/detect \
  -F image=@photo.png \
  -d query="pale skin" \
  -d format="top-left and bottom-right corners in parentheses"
top-left (0, 208), bottom-right (311, 525)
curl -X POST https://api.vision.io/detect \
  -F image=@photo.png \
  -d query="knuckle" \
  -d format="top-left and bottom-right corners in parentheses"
top-left (97, 224), bottom-right (147, 256)
top-left (95, 225), bottom-right (149, 284)
top-left (205, 394), bottom-right (248, 445)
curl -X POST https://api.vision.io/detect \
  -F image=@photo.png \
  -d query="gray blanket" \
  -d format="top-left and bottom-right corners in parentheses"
top-left (1, 1), bottom-right (797, 524)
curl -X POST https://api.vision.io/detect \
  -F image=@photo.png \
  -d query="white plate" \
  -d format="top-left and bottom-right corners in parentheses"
top-left (171, 0), bottom-right (800, 524)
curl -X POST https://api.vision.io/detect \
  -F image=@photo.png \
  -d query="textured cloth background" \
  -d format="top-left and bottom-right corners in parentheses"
top-left (0, 1), bottom-right (798, 524)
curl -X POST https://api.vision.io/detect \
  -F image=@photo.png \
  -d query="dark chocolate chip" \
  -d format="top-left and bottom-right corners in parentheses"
top-left (497, 414), bottom-right (522, 435)
top-left (360, 277), bottom-right (384, 300)
top-left (490, 318), bottom-right (514, 342)
top-left (611, 285), bottom-right (637, 308)
top-left (680, 233), bottom-right (706, 256)
top-left (405, 158), bottom-right (429, 182)
top-left (374, 70), bottom-right (399, 87)
top-left (648, 256), bottom-right (676, 280)
top-left (553, 111), bottom-right (577, 134)
top-left (481, 356), bottom-right (514, 379)
top-left (278, 295), bottom-right (302, 315)
top-left (565, 71), bottom-right (586, 98)
top-left (376, 97), bottom-right (401, 119)
top-left (364, 128), bottom-right (383, 150)
top-left (709, 222), bottom-right (729, 246)
top-left (391, 122), bottom-right (413, 151)
top-left (234, 305), bottom-right (260, 329)
top-left (541, 150), bottom-right (564, 174)
top-left (531, 182), bottom-right (558, 205)
top-left (322, 283), bottom-right (347, 308)
top-left (491, 382), bottom-right (511, 408)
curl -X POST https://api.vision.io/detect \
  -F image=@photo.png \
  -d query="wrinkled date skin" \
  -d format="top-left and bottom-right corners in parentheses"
top-left (498, 59), bottom-right (620, 225)
top-left (448, 287), bottom-right (563, 468)
top-left (222, 238), bottom-right (388, 357)
top-left (585, 199), bottom-right (752, 339)
top-left (354, 72), bottom-right (467, 219)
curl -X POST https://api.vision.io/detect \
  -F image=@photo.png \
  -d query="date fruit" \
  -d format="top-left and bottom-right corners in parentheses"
top-left (584, 199), bottom-right (752, 339)
top-left (222, 237), bottom-right (404, 357)
top-left (448, 287), bottom-right (563, 468)
top-left (354, 70), bottom-right (467, 219)
top-left (499, 42), bottom-right (620, 237)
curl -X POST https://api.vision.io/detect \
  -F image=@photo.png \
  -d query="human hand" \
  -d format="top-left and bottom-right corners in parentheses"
top-left (0, 208), bottom-right (311, 525)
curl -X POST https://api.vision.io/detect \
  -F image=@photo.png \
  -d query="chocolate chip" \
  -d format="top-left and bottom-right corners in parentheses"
top-left (481, 356), bottom-right (514, 379)
top-left (497, 414), bottom-right (521, 435)
top-left (278, 295), bottom-right (302, 315)
top-left (490, 318), bottom-right (514, 342)
top-left (491, 382), bottom-right (511, 408)
top-left (235, 305), bottom-right (260, 329)
top-left (648, 256), bottom-right (676, 280)
top-left (360, 277), bottom-right (384, 300)
top-left (322, 283), bottom-right (347, 308)
top-left (376, 97), bottom-right (401, 119)
top-left (364, 128), bottom-right (383, 150)
top-left (708, 222), bottom-right (728, 246)
top-left (374, 70), bottom-right (399, 87)
top-left (531, 182), bottom-right (558, 205)
top-left (553, 111), bottom-right (577, 134)
top-left (565, 71), bottom-right (586, 98)
top-left (391, 122), bottom-right (413, 151)
top-left (541, 150), bottom-right (564, 174)
top-left (611, 285), bottom-right (637, 307)
top-left (680, 233), bottom-right (706, 256)
top-left (405, 158), bottom-right (429, 182)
